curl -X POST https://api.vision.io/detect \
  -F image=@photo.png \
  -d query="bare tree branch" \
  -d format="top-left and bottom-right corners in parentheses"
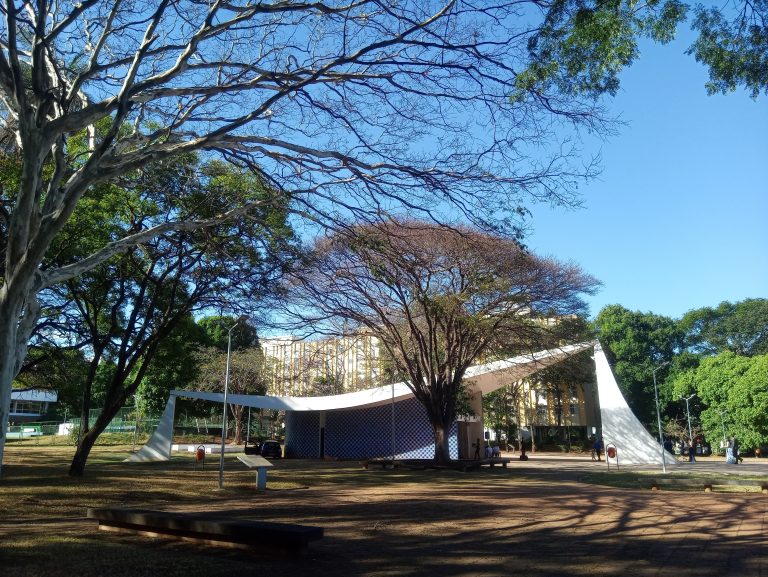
top-left (280, 220), bottom-right (600, 462)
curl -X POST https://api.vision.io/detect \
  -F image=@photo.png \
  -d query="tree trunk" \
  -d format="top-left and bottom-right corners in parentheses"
top-left (0, 341), bottom-right (15, 478)
top-left (432, 422), bottom-right (451, 464)
top-left (69, 400), bottom-right (123, 476)
top-left (232, 405), bottom-right (244, 445)
top-left (0, 286), bottom-right (37, 478)
top-left (69, 428), bottom-right (99, 476)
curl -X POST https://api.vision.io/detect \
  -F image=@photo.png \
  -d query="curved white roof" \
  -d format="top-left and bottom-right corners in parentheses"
top-left (171, 341), bottom-right (595, 411)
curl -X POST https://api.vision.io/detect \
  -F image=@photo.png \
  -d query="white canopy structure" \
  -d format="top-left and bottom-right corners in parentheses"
top-left (129, 341), bottom-right (675, 465)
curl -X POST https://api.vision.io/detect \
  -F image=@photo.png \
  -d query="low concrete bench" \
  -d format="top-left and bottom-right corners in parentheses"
top-left (460, 458), bottom-right (513, 471)
top-left (87, 508), bottom-right (323, 554)
top-left (484, 457), bottom-right (512, 468)
top-left (236, 454), bottom-right (273, 489)
top-left (650, 478), bottom-right (768, 493)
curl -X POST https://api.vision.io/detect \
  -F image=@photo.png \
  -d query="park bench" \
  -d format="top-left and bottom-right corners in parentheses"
top-left (484, 457), bottom-right (512, 468)
top-left (650, 478), bottom-right (768, 493)
top-left (236, 454), bottom-right (273, 489)
top-left (87, 507), bottom-right (323, 554)
top-left (457, 457), bottom-right (513, 471)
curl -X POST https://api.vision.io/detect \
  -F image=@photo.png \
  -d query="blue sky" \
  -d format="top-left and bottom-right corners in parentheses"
top-left (525, 31), bottom-right (768, 321)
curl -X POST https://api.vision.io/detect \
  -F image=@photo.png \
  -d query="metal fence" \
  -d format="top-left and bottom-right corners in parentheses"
top-left (5, 406), bottom-right (279, 445)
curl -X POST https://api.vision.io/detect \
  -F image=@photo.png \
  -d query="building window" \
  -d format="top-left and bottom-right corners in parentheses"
top-left (11, 401), bottom-right (44, 415)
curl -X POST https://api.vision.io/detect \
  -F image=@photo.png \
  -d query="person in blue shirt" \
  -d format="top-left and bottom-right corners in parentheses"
top-left (593, 438), bottom-right (603, 462)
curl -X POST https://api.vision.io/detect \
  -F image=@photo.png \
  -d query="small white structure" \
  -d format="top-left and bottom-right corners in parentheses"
top-left (10, 389), bottom-right (57, 422)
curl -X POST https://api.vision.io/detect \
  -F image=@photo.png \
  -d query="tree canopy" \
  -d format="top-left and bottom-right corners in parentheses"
top-left (33, 154), bottom-right (293, 475)
top-left (688, 1), bottom-right (768, 98)
top-left (285, 220), bottom-right (599, 462)
top-left (672, 351), bottom-right (768, 449)
top-left (595, 298), bottom-right (768, 450)
top-left (679, 298), bottom-right (768, 357)
top-left (522, 0), bottom-right (767, 98)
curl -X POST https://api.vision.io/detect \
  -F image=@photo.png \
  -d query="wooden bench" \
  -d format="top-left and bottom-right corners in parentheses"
top-left (650, 478), bottom-right (768, 493)
top-left (236, 454), bottom-right (273, 489)
top-left (87, 508), bottom-right (323, 554)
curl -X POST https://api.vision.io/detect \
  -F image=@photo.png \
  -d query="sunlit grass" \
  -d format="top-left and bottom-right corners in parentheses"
top-left (579, 470), bottom-right (768, 492)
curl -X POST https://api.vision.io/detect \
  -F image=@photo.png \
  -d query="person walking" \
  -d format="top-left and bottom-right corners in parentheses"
top-left (688, 438), bottom-right (696, 463)
top-left (593, 438), bottom-right (603, 462)
top-left (732, 438), bottom-right (743, 464)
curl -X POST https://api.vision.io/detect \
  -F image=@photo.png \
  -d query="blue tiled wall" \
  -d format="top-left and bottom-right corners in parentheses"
top-left (284, 410), bottom-right (319, 458)
top-left (284, 397), bottom-right (458, 460)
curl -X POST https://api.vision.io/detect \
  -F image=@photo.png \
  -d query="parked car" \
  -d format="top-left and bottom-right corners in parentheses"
top-left (243, 440), bottom-right (261, 455)
top-left (259, 440), bottom-right (283, 459)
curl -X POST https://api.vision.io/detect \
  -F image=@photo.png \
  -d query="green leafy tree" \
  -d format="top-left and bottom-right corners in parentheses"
top-left (672, 351), bottom-right (768, 450)
top-left (688, 1), bottom-right (768, 98)
top-left (42, 158), bottom-right (294, 476)
top-left (198, 316), bottom-right (260, 352)
top-left (518, 0), bottom-right (687, 98)
top-left (136, 316), bottom-right (209, 417)
top-left (521, 0), bottom-right (766, 98)
top-left (483, 385), bottom-right (520, 448)
top-left (679, 298), bottom-right (768, 357)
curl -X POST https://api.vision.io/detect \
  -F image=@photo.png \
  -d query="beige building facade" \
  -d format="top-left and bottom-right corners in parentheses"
top-left (261, 333), bottom-right (382, 397)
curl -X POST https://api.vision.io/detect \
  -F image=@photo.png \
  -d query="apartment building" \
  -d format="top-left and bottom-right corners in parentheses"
top-left (260, 333), bottom-right (382, 396)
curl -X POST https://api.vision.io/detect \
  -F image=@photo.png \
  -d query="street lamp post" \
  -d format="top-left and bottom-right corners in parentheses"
top-left (218, 315), bottom-right (249, 490)
top-left (683, 393), bottom-right (696, 444)
top-left (652, 360), bottom-right (670, 473)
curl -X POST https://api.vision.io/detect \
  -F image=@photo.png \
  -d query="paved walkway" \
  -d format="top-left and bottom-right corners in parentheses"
top-left (508, 450), bottom-right (768, 477)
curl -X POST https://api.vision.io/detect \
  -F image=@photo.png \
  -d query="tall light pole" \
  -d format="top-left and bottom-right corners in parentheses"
top-left (683, 393), bottom-right (696, 445)
top-left (218, 314), bottom-right (249, 490)
top-left (652, 360), bottom-right (670, 473)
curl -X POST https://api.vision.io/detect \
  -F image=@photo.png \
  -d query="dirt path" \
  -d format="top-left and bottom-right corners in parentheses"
top-left (2, 451), bottom-right (767, 577)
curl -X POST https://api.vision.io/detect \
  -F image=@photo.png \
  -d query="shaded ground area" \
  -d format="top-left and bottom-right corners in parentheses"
top-left (1, 446), bottom-right (766, 577)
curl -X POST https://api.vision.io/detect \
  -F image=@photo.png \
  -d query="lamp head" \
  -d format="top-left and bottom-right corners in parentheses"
top-left (227, 314), bottom-right (249, 332)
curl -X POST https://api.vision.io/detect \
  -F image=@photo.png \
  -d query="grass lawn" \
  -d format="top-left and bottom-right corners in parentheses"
top-left (579, 470), bottom-right (768, 492)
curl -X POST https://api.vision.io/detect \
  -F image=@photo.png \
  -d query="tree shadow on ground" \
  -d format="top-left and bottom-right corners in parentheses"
top-left (2, 449), bottom-right (766, 577)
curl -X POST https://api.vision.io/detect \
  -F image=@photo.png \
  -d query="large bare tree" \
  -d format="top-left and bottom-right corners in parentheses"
top-left (0, 1), bottom-right (605, 473)
top-left (284, 221), bottom-right (600, 463)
